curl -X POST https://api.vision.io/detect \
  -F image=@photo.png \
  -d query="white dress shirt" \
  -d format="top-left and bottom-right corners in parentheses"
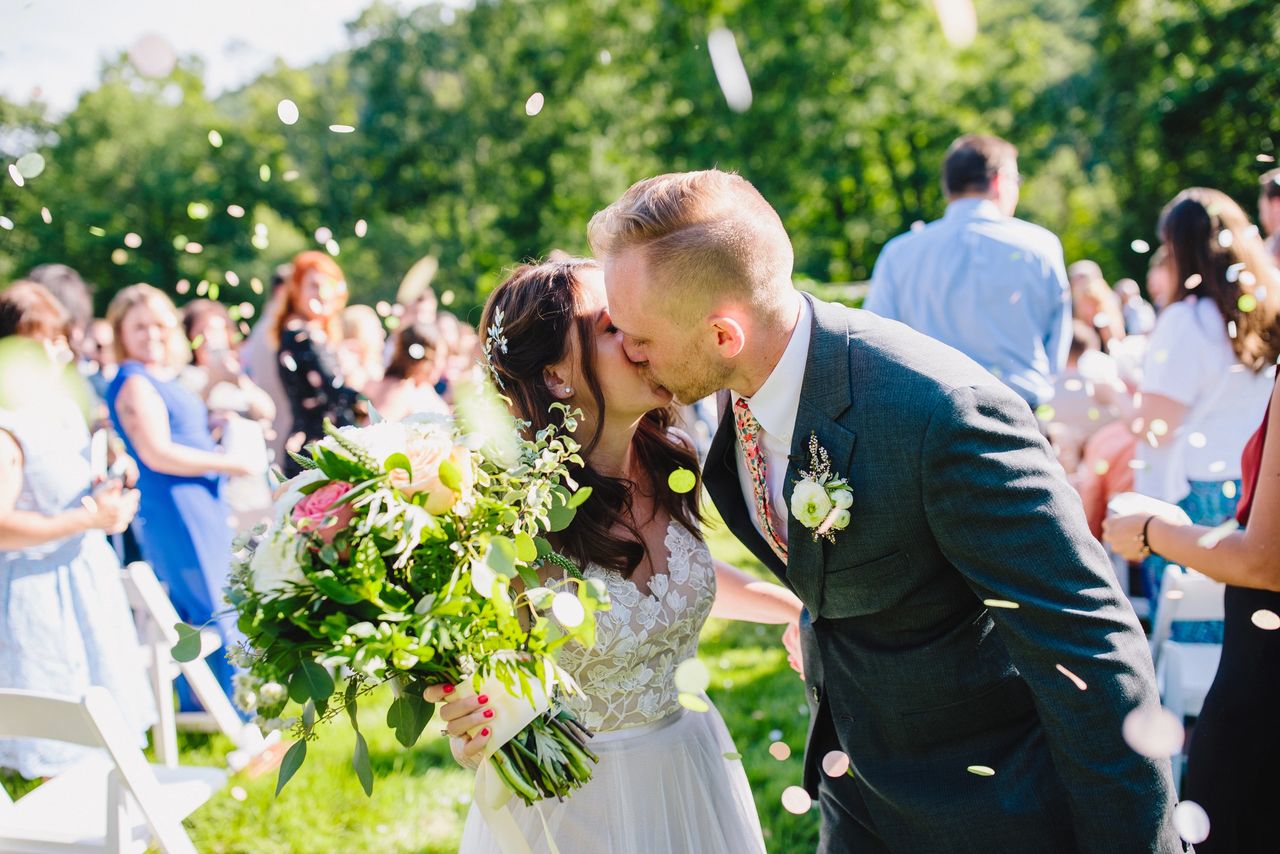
top-left (732, 298), bottom-right (813, 546)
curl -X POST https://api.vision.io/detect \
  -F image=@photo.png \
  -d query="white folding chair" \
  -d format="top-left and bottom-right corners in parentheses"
top-left (0, 687), bottom-right (225, 853)
top-left (120, 562), bottom-right (270, 769)
top-left (1148, 566), bottom-right (1224, 782)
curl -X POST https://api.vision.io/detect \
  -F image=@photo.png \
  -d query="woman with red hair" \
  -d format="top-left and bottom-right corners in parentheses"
top-left (274, 251), bottom-right (363, 473)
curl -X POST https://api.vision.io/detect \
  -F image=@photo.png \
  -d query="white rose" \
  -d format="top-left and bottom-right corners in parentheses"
top-left (831, 487), bottom-right (853, 510)
top-left (791, 480), bottom-right (834, 527)
top-left (829, 508), bottom-right (852, 530)
top-left (258, 682), bottom-right (288, 707)
top-left (250, 530), bottom-right (308, 596)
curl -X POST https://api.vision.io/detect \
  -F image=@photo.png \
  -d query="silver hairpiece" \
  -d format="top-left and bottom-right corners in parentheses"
top-left (482, 308), bottom-right (509, 390)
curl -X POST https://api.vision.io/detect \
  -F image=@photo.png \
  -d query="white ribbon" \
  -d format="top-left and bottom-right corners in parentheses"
top-left (454, 671), bottom-right (554, 854)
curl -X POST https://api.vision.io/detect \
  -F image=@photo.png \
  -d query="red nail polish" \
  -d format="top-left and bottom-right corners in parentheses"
top-left (442, 684), bottom-right (454, 694)
top-left (483, 709), bottom-right (494, 719)
top-left (481, 728), bottom-right (490, 737)
top-left (477, 694), bottom-right (489, 704)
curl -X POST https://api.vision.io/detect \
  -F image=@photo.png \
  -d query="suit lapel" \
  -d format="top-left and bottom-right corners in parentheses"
top-left (703, 391), bottom-right (790, 584)
top-left (782, 296), bottom-right (858, 612)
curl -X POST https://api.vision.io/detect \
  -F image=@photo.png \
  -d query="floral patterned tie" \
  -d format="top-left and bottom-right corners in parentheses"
top-left (733, 397), bottom-right (788, 562)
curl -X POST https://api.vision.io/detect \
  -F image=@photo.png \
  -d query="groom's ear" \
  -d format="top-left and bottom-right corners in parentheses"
top-left (710, 316), bottom-right (746, 359)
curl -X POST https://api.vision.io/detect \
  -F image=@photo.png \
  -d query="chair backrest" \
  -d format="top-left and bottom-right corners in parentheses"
top-left (0, 687), bottom-right (197, 854)
top-left (1149, 566), bottom-right (1226, 665)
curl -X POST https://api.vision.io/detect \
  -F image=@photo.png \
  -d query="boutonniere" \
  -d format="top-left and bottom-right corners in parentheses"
top-left (790, 433), bottom-right (853, 543)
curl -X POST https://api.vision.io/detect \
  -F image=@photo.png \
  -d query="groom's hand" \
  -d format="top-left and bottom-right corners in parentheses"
top-left (782, 621), bottom-right (805, 679)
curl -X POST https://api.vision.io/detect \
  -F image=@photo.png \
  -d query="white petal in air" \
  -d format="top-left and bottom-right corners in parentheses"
top-left (1172, 801), bottom-right (1211, 844)
top-left (931, 0), bottom-right (978, 48)
top-left (1121, 706), bottom-right (1184, 759)
top-left (277, 99), bottom-right (300, 125)
top-left (524, 92), bottom-right (544, 117)
top-left (707, 28), bottom-right (753, 113)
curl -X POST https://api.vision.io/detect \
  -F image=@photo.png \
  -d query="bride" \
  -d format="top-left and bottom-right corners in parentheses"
top-left (423, 258), bottom-right (803, 853)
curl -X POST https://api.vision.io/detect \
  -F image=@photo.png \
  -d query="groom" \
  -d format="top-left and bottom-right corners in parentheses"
top-left (588, 170), bottom-right (1184, 852)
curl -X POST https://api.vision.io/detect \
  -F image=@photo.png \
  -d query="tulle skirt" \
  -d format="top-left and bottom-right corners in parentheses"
top-left (459, 703), bottom-right (765, 854)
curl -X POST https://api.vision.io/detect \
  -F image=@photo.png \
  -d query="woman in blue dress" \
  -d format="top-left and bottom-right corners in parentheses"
top-left (0, 281), bottom-right (155, 777)
top-left (104, 284), bottom-right (254, 709)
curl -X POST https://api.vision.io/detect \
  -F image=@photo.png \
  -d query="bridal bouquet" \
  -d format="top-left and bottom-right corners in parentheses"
top-left (175, 401), bottom-right (608, 804)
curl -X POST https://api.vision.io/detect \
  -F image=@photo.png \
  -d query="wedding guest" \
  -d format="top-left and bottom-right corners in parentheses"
top-left (104, 284), bottom-right (252, 707)
top-left (1147, 244), bottom-right (1177, 310)
top-left (1104, 375), bottom-right (1279, 854)
top-left (865, 134), bottom-right (1071, 408)
top-left (273, 251), bottom-right (363, 473)
top-left (181, 299), bottom-right (275, 532)
top-left (27, 263), bottom-right (93, 357)
top-left (1115, 278), bottom-right (1157, 334)
top-left (1258, 167), bottom-right (1280, 266)
top-left (339, 304), bottom-right (387, 390)
top-left (1132, 188), bottom-right (1280, 636)
top-left (241, 265), bottom-right (292, 465)
top-left (1068, 260), bottom-right (1126, 350)
top-left (0, 281), bottom-right (155, 778)
top-left (180, 299), bottom-right (275, 423)
top-left (363, 321), bottom-right (450, 421)
top-left (1047, 321), bottom-right (1127, 473)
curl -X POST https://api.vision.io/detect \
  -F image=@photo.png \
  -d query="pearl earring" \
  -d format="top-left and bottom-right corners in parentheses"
top-left (563, 386), bottom-right (574, 396)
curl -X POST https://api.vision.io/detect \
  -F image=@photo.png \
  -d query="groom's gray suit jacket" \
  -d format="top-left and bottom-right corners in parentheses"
top-left (703, 296), bottom-right (1182, 853)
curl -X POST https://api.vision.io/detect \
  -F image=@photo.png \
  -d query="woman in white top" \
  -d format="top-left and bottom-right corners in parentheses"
top-left (1132, 187), bottom-right (1280, 637)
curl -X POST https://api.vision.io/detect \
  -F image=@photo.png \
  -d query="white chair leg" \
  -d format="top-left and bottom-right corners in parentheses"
top-left (106, 769), bottom-right (131, 854)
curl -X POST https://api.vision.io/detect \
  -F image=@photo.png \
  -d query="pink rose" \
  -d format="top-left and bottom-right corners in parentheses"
top-left (389, 434), bottom-right (474, 514)
top-left (292, 481), bottom-right (356, 544)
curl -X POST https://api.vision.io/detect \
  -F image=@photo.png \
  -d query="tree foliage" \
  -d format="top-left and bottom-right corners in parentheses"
top-left (1, 0), bottom-right (1276, 323)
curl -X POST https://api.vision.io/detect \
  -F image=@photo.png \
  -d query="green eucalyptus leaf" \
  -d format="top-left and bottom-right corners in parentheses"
top-left (289, 660), bottom-right (335, 704)
top-left (353, 731), bottom-right (374, 796)
top-left (438, 459), bottom-right (462, 491)
top-left (386, 693), bottom-right (433, 748)
top-left (566, 486), bottom-right (593, 508)
top-left (546, 486), bottom-right (576, 532)
top-left (534, 536), bottom-right (554, 557)
top-left (344, 679), bottom-right (360, 731)
top-left (275, 739), bottom-right (307, 797)
top-left (171, 622), bottom-right (202, 662)
top-left (486, 536), bottom-right (517, 577)
top-left (513, 532), bottom-right (538, 563)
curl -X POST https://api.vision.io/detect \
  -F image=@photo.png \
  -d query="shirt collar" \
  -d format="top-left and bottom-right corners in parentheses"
top-left (732, 297), bottom-right (812, 444)
top-left (943, 197), bottom-right (1003, 221)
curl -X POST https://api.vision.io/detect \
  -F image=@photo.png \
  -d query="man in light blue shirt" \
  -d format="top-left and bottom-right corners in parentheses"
top-left (864, 134), bottom-right (1071, 407)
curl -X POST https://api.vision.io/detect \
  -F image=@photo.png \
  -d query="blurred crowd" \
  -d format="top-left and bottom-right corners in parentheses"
top-left (2, 143), bottom-right (1278, 850)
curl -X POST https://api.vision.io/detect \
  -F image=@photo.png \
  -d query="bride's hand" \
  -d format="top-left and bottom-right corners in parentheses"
top-left (424, 683), bottom-right (496, 768)
top-left (782, 621), bottom-right (805, 679)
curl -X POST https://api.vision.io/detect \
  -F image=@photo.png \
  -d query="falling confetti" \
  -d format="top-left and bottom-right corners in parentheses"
top-left (355, 219), bottom-right (368, 238)
top-left (111, 248), bottom-right (128, 265)
top-left (122, 232), bottom-right (141, 249)
top-left (238, 302), bottom-right (255, 319)
top-left (250, 277), bottom-right (264, 294)
top-left (1, 216), bottom-right (17, 230)
top-left (315, 226), bottom-right (333, 243)
top-left (675, 658), bottom-right (711, 694)
top-left (551, 592), bottom-right (585, 628)
top-left (277, 99), bottom-right (300, 125)
top-left (723, 751), bottom-right (742, 761)
top-left (1259, 154), bottom-right (1277, 163)
top-left (1150, 418), bottom-right (1168, 437)
top-left (821, 750), bottom-right (850, 777)
top-left (983, 599), bottom-right (1019, 610)
top-left (187, 201), bottom-right (210, 220)
top-left (1034, 404), bottom-right (1055, 422)
top-left (931, 0), bottom-right (978, 47)
top-left (1217, 229), bottom-right (1234, 249)
top-left (599, 50), bottom-right (612, 65)
top-left (1130, 239), bottom-right (1151, 254)
top-left (1187, 432), bottom-right (1207, 448)
top-left (184, 241), bottom-right (203, 254)
top-left (1055, 664), bottom-right (1088, 691)
top-left (1093, 460), bottom-right (1110, 476)
top-left (1184, 273), bottom-right (1202, 290)
top-left (966, 765), bottom-right (996, 777)
top-left (1238, 293), bottom-right (1258, 313)
top-left (780, 786), bottom-right (812, 814)
top-left (227, 204), bottom-right (245, 218)
top-left (1195, 518), bottom-right (1240, 551)
top-left (175, 279), bottom-right (191, 295)
top-left (524, 92), bottom-right (545, 117)
top-left (225, 271), bottom-right (240, 286)
top-left (1121, 706), bottom-right (1183, 759)
top-left (208, 130), bottom-right (223, 148)
top-left (707, 28), bottom-right (752, 112)
top-left (1222, 481), bottom-right (1237, 500)
top-left (88, 226), bottom-right (106, 237)
top-left (325, 238), bottom-right (341, 256)
top-left (15, 153), bottom-right (45, 179)
top-left (668, 468), bottom-right (697, 493)
top-left (678, 693), bottom-right (710, 712)
top-left (329, 124), bottom-right (355, 134)
top-left (8, 164), bottom-right (24, 187)
top-left (230, 785), bottom-right (248, 802)
top-left (769, 741), bottom-right (792, 761)
top-left (282, 169), bottom-right (299, 182)
top-left (1172, 801), bottom-right (1211, 844)
top-left (128, 34), bottom-right (177, 78)
top-left (1251, 609), bottom-right (1280, 631)
top-left (259, 164), bottom-right (272, 182)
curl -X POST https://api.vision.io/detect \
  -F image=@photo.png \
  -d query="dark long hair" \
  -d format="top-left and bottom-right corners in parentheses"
top-left (1158, 187), bottom-right (1280, 372)
top-left (479, 258), bottom-right (702, 577)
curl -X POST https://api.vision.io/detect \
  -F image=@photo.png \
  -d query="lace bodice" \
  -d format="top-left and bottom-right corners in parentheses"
top-left (558, 521), bottom-right (716, 732)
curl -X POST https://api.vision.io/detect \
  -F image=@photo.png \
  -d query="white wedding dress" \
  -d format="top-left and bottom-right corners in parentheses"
top-left (458, 521), bottom-right (766, 854)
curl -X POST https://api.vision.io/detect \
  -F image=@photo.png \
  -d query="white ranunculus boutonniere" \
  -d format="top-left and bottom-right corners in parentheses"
top-left (790, 433), bottom-right (853, 543)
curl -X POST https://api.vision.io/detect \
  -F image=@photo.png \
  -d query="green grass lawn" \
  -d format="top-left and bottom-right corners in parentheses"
top-left (2, 513), bottom-right (820, 852)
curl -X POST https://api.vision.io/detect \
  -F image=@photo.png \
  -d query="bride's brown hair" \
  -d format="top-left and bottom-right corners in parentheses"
top-left (480, 258), bottom-right (702, 577)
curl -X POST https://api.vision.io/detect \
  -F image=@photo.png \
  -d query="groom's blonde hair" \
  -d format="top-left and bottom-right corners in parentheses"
top-left (587, 170), bottom-right (794, 313)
